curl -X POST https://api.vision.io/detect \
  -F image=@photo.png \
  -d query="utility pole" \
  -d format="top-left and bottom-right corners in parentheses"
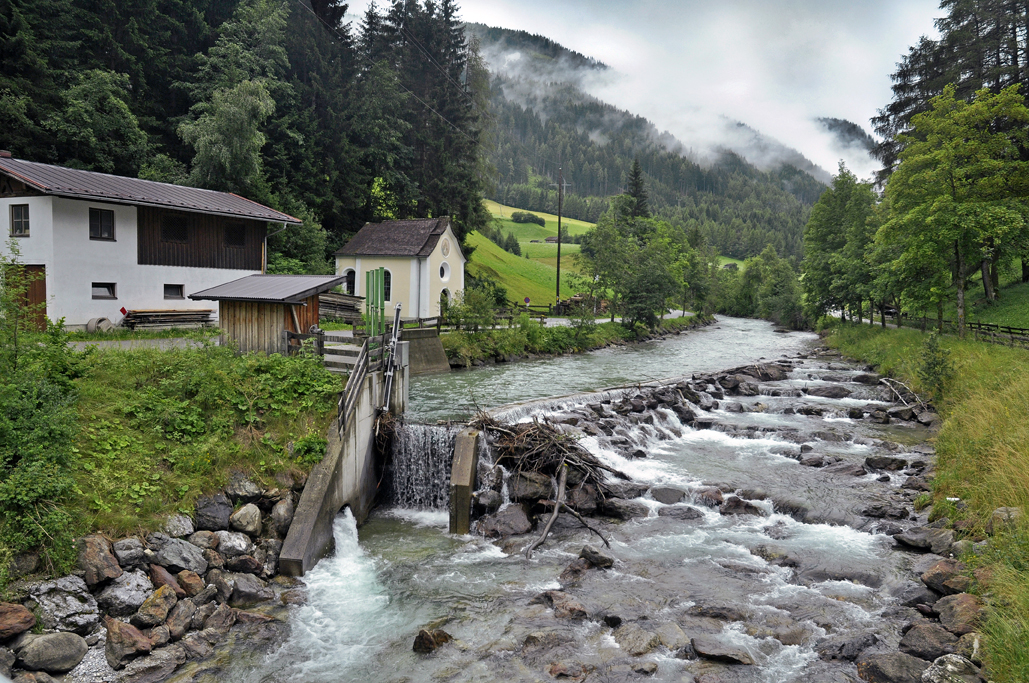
top-left (556, 166), bottom-right (563, 304)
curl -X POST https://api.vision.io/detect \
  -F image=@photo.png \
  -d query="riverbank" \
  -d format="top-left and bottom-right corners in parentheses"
top-left (826, 322), bottom-right (1029, 683)
top-left (440, 314), bottom-right (713, 369)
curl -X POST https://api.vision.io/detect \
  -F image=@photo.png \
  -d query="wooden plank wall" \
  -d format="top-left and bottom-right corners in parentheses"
top-left (220, 301), bottom-right (285, 355)
top-left (138, 207), bottom-right (264, 270)
top-left (284, 295), bottom-right (321, 334)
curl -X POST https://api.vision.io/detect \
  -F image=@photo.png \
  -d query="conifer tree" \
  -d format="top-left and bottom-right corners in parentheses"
top-left (626, 158), bottom-right (649, 218)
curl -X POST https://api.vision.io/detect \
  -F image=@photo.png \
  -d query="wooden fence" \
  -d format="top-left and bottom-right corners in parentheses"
top-left (875, 316), bottom-right (1029, 349)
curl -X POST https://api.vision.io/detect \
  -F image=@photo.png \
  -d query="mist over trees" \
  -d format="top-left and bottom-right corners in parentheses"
top-left (0, 0), bottom-right (491, 271)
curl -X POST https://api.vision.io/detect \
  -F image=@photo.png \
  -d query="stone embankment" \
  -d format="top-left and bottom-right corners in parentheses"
top-left (455, 351), bottom-right (1000, 682)
top-left (1, 473), bottom-right (306, 683)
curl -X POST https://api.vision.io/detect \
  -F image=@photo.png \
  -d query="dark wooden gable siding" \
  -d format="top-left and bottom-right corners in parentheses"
top-left (137, 206), bottom-right (265, 270)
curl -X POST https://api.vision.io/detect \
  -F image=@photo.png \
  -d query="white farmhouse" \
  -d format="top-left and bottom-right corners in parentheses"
top-left (334, 218), bottom-right (465, 319)
top-left (0, 154), bottom-right (300, 329)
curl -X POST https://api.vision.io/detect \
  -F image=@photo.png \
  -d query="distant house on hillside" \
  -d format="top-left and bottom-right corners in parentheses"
top-left (0, 154), bottom-right (300, 329)
top-left (334, 218), bottom-right (465, 319)
top-left (544, 236), bottom-right (559, 244)
top-left (722, 262), bottom-right (739, 271)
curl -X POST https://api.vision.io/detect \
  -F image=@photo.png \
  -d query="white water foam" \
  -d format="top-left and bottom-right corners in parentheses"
top-left (270, 510), bottom-right (400, 682)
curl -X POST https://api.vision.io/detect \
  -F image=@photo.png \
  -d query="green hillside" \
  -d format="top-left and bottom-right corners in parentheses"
top-left (485, 199), bottom-right (595, 240)
top-left (466, 231), bottom-right (577, 305)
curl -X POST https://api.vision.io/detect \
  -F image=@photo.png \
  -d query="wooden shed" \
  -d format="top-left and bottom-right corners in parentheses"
top-left (189, 274), bottom-right (347, 354)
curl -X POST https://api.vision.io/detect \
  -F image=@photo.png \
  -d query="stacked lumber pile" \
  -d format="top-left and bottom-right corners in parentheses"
top-left (319, 292), bottom-right (363, 324)
top-left (121, 309), bottom-right (214, 330)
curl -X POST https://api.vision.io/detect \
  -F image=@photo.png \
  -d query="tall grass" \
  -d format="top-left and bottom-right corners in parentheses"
top-left (827, 324), bottom-right (1029, 682)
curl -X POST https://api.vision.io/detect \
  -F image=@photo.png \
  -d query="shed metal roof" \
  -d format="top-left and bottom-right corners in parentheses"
top-left (189, 275), bottom-right (347, 304)
top-left (335, 217), bottom-right (451, 257)
top-left (0, 157), bottom-right (301, 224)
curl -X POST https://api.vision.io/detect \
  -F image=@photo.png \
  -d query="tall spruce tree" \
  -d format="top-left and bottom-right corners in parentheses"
top-left (626, 157), bottom-right (650, 218)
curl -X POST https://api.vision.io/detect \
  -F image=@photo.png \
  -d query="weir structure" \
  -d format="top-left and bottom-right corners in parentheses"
top-left (279, 306), bottom-right (411, 576)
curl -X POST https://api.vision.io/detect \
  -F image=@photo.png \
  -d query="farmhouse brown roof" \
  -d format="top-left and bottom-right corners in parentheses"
top-left (0, 157), bottom-right (301, 224)
top-left (189, 274), bottom-right (346, 304)
top-left (335, 218), bottom-right (451, 257)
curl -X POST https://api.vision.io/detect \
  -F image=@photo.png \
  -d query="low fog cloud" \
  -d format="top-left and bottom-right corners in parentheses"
top-left (348, 0), bottom-right (941, 181)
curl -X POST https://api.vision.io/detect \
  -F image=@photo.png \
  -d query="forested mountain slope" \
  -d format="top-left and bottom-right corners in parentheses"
top-left (467, 23), bottom-right (827, 261)
top-left (1, 0), bottom-right (491, 270)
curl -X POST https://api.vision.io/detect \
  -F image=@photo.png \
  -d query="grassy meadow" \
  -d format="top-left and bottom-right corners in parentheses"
top-left (827, 324), bottom-right (1029, 682)
top-left (466, 231), bottom-right (578, 305)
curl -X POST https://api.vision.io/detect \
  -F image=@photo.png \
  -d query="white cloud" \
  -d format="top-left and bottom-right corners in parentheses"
top-left (347, 0), bottom-right (942, 181)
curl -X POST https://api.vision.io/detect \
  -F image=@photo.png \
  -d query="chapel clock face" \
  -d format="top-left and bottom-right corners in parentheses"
top-left (441, 238), bottom-right (451, 257)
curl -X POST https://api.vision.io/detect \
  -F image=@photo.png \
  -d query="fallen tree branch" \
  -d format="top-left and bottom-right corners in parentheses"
top-left (537, 498), bottom-right (612, 548)
top-left (558, 502), bottom-right (612, 548)
top-left (525, 462), bottom-right (567, 559)
top-left (879, 377), bottom-right (927, 411)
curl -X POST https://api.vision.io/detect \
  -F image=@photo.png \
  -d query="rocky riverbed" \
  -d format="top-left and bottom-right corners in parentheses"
top-left (0, 344), bottom-right (1001, 683)
top-left (431, 347), bottom-right (990, 682)
top-left (0, 476), bottom-right (303, 683)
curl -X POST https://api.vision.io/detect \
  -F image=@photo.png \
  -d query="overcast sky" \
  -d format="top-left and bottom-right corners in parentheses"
top-left (349, 0), bottom-right (943, 179)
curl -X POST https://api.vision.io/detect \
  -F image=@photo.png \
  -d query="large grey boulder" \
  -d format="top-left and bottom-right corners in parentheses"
top-left (936, 594), bottom-right (982, 635)
top-left (477, 506), bottom-right (532, 538)
top-left (508, 471), bottom-right (552, 502)
top-left (96, 570), bottom-right (153, 617)
top-left (113, 538), bottom-right (145, 567)
top-left (29, 576), bottom-right (99, 635)
top-left (613, 623), bottom-right (661, 656)
top-left (855, 651), bottom-right (930, 682)
top-left (807, 385), bottom-right (852, 399)
top-left (691, 634), bottom-right (755, 665)
top-left (894, 527), bottom-right (956, 555)
top-left (0, 646), bottom-right (13, 679)
top-left (899, 624), bottom-right (958, 661)
top-left (194, 493), bottom-right (232, 531)
top-left (921, 654), bottom-right (980, 683)
top-left (114, 643), bottom-right (186, 683)
top-left (153, 538), bottom-right (208, 575)
top-left (270, 498), bottom-right (294, 537)
top-left (214, 530), bottom-right (253, 558)
top-left (650, 486), bottom-right (686, 504)
top-left (602, 498), bottom-right (649, 520)
top-left (224, 475), bottom-right (261, 504)
top-left (229, 503), bottom-right (262, 537)
top-left (17, 632), bottom-right (87, 673)
top-left (228, 573), bottom-right (274, 608)
top-left (163, 515), bottom-right (194, 539)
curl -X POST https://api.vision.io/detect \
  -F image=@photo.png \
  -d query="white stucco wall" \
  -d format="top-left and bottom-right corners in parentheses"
top-left (1, 196), bottom-right (257, 328)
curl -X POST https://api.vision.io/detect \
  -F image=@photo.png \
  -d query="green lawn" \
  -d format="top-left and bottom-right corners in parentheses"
top-left (520, 242), bottom-right (581, 259)
top-left (484, 199), bottom-right (595, 241)
top-left (466, 231), bottom-right (577, 305)
top-left (898, 278), bottom-right (1029, 330)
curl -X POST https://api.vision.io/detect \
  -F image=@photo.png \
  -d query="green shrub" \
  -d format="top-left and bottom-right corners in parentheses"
top-left (511, 211), bottom-right (546, 227)
top-left (918, 331), bottom-right (954, 402)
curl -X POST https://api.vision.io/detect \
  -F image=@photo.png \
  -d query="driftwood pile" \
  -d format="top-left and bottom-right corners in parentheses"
top-left (473, 414), bottom-right (624, 557)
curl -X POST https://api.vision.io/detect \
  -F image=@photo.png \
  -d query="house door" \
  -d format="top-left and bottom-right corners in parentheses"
top-left (21, 265), bottom-right (46, 331)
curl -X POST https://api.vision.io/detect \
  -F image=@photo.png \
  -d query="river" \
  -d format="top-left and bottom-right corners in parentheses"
top-left (219, 316), bottom-right (933, 683)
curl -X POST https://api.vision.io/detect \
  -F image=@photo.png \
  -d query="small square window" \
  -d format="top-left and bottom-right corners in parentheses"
top-left (164, 284), bottom-right (184, 300)
top-left (224, 223), bottom-right (246, 248)
top-left (89, 208), bottom-right (115, 240)
top-left (10, 204), bottom-right (28, 237)
top-left (161, 214), bottom-right (189, 243)
top-left (91, 282), bottom-right (116, 299)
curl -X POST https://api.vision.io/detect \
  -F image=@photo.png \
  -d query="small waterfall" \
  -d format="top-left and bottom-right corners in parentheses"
top-left (387, 424), bottom-right (461, 509)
